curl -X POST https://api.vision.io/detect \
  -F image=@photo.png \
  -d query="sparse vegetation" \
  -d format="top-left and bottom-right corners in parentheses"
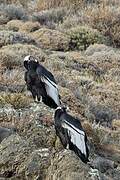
top-left (0, 0), bottom-right (120, 179)
top-left (32, 7), bottom-right (67, 29)
top-left (0, 44), bottom-right (46, 69)
top-left (3, 4), bottom-right (28, 21)
top-left (31, 28), bottom-right (69, 51)
top-left (87, 5), bottom-right (120, 47)
top-left (7, 20), bottom-right (24, 31)
top-left (85, 103), bottom-right (116, 127)
top-left (0, 30), bottom-right (36, 47)
top-left (19, 21), bottom-right (41, 33)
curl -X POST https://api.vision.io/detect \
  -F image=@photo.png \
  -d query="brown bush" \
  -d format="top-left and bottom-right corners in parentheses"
top-left (35, 0), bottom-right (84, 11)
top-left (0, 93), bottom-right (30, 109)
top-left (0, 44), bottom-right (46, 69)
top-left (31, 28), bottom-right (69, 51)
top-left (7, 20), bottom-right (24, 31)
top-left (87, 5), bottom-right (120, 47)
top-left (0, 69), bottom-right (24, 85)
top-left (19, 21), bottom-right (41, 33)
top-left (84, 44), bottom-right (112, 56)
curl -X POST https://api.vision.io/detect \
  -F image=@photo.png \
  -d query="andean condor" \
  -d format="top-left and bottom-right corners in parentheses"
top-left (54, 107), bottom-right (89, 163)
top-left (24, 55), bottom-right (61, 108)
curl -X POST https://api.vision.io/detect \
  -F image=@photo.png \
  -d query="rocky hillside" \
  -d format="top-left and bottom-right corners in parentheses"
top-left (0, 0), bottom-right (120, 179)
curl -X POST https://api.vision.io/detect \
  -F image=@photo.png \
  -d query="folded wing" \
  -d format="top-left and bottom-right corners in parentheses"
top-left (36, 66), bottom-right (60, 106)
top-left (62, 120), bottom-right (87, 157)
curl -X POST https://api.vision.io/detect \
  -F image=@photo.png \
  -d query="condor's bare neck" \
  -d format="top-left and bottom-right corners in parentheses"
top-left (55, 109), bottom-right (65, 120)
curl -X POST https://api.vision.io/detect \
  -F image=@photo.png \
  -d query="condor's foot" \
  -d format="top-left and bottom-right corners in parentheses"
top-left (34, 96), bottom-right (42, 103)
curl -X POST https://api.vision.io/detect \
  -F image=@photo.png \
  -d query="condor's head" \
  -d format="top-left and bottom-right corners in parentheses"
top-left (54, 106), bottom-right (69, 118)
top-left (24, 55), bottom-right (39, 71)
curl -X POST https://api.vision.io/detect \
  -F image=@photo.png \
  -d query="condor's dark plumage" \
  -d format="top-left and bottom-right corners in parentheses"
top-left (24, 55), bottom-right (60, 108)
top-left (54, 107), bottom-right (89, 163)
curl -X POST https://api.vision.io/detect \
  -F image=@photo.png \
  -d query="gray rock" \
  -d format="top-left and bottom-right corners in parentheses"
top-left (0, 126), bottom-right (16, 143)
top-left (92, 156), bottom-right (117, 173)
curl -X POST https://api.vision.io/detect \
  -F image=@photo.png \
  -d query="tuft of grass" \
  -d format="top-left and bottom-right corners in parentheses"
top-left (0, 69), bottom-right (24, 85)
top-left (0, 30), bottom-right (36, 48)
top-left (31, 28), bottom-right (69, 51)
top-left (0, 93), bottom-right (30, 109)
top-left (32, 7), bottom-right (67, 29)
top-left (85, 103), bottom-right (116, 127)
top-left (87, 4), bottom-right (120, 47)
top-left (0, 43), bottom-right (46, 69)
top-left (4, 4), bottom-right (28, 21)
top-left (35, 0), bottom-right (86, 11)
top-left (85, 44), bottom-right (112, 56)
top-left (19, 21), bottom-right (40, 33)
top-left (7, 20), bottom-right (24, 31)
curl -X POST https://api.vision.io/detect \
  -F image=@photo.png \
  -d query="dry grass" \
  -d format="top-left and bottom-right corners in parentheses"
top-left (19, 21), bottom-right (41, 33)
top-left (7, 20), bottom-right (41, 33)
top-left (1, 0), bottom-right (29, 7)
top-left (0, 69), bottom-right (24, 85)
top-left (31, 28), bottom-right (69, 51)
top-left (0, 93), bottom-right (31, 109)
top-left (82, 121), bottom-right (100, 146)
top-left (0, 30), bottom-right (36, 48)
top-left (7, 20), bottom-right (24, 31)
top-left (85, 4), bottom-right (120, 47)
top-left (32, 7), bottom-right (67, 29)
top-left (112, 119), bottom-right (120, 130)
top-left (0, 43), bottom-right (46, 69)
top-left (35, 0), bottom-right (85, 11)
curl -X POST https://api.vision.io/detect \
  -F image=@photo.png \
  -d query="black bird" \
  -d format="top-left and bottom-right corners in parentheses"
top-left (54, 107), bottom-right (89, 163)
top-left (24, 55), bottom-right (61, 108)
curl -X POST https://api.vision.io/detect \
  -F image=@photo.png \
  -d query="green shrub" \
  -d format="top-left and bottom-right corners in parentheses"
top-left (67, 26), bottom-right (106, 50)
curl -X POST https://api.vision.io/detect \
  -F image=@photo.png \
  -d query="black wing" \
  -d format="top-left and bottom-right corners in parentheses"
top-left (24, 61), bottom-right (29, 70)
top-left (61, 115), bottom-right (89, 162)
top-left (37, 64), bottom-right (56, 83)
top-left (36, 65), bottom-right (60, 106)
